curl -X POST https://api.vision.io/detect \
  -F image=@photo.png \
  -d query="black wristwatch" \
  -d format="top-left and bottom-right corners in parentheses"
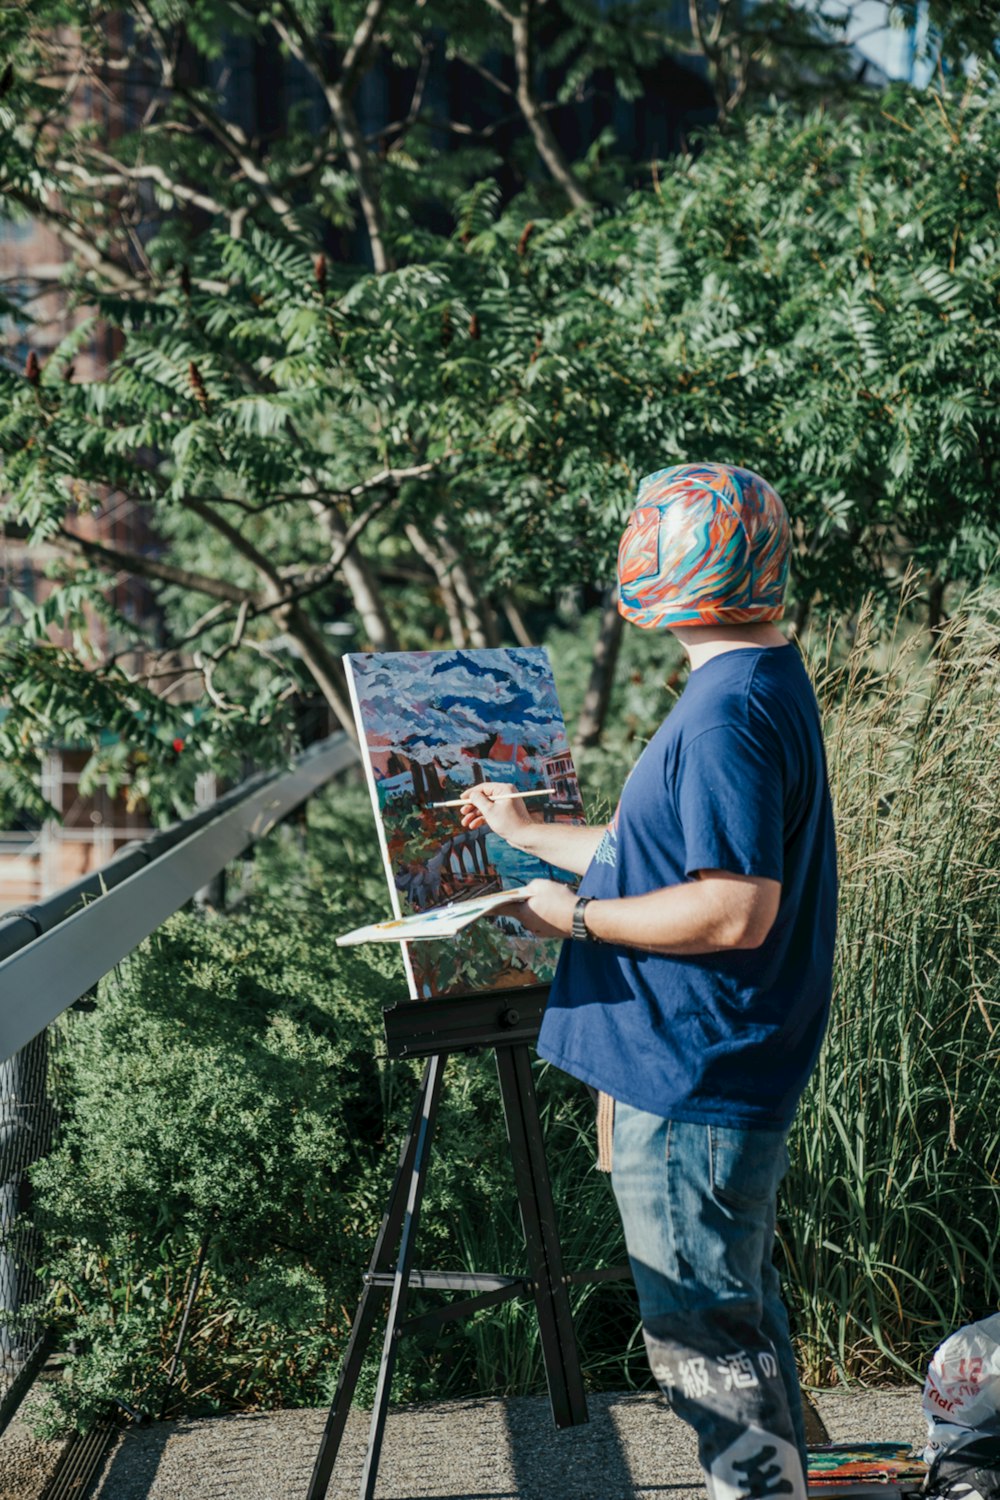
top-left (572, 895), bottom-right (601, 942)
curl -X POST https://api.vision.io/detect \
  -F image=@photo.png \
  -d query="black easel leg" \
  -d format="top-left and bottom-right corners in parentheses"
top-left (495, 1045), bottom-right (589, 1430)
top-left (356, 1050), bottom-right (445, 1500)
top-left (305, 1055), bottom-right (444, 1500)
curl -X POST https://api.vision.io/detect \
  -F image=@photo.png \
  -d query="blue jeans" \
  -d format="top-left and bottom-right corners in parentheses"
top-left (611, 1104), bottom-right (808, 1500)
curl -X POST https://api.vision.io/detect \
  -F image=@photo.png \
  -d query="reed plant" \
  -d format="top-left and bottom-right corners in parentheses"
top-left (781, 590), bottom-right (1000, 1383)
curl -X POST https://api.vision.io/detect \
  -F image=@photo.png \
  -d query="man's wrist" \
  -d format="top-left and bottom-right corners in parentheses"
top-left (572, 895), bottom-right (605, 942)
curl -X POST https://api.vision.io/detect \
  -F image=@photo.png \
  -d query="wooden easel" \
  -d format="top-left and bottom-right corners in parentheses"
top-left (305, 982), bottom-right (628, 1500)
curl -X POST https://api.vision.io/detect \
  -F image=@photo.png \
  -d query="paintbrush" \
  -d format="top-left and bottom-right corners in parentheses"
top-left (428, 789), bottom-right (552, 809)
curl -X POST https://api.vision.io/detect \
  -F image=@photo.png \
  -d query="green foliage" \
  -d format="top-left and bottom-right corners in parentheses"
top-left (2, 0), bottom-right (997, 821)
top-left (30, 786), bottom-right (404, 1431)
top-left (9, 86), bottom-right (998, 622)
top-left (28, 781), bottom-right (635, 1431)
top-left (585, 87), bottom-right (1000, 615)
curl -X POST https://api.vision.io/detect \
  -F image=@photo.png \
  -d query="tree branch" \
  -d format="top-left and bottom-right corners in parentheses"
top-left (69, 496), bottom-right (359, 735)
top-left (487, 0), bottom-right (592, 212)
top-left (404, 522), bottom-right (469, 645)
top-left (457, 53), bottom-right (514, 99)
top-left (282, 603), bottom-right (356, 739)
top-left (57, 152), bottom-right (229, 217)
top-left (274, 486), bottom-right (399, 603)
top-left (179, 496), bottom-right (287, 603)
top-left (167, 466), bottom-right (429, 516)
top-left (274, 5), bottom-right (391, 272)
top-left (173, 85), bottom-right (302, 230)
top-left (340, 0), bottom-right (392, 94)
top-left (2, 185), bottom-right (144, 291)
top-left (52, 527), bottom-right (254, 605)
top-left (484, 0), bottom-right (516, 25)
top-left (369, 38), bottom-right (433, 152)
top-left (687, 0), bottom-right (745, 125)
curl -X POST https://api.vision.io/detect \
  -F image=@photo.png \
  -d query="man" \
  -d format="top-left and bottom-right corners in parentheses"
top-left (461, 462), bottom-right (837, 1500)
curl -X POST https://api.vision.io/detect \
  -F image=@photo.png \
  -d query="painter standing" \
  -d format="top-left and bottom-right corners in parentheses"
top-left (462, 463), bottom-right (837, 1500)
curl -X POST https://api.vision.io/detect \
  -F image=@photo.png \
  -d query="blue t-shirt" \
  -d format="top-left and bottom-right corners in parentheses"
top-left (537, 643), bottom-right (837, 1128)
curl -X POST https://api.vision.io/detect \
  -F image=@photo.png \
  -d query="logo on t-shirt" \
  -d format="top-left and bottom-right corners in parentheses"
top-left (592, 822), bottom-right (618, 867)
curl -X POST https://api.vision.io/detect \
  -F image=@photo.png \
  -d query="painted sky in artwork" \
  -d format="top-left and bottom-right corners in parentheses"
top-left (355, 649), bottom-right (569, 780)
top-left (345, 647), bottom-right (583, 1000)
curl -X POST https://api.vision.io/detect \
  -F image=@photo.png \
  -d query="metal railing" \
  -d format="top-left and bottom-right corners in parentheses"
top-left (0, 731), bottom-right (358, 1433)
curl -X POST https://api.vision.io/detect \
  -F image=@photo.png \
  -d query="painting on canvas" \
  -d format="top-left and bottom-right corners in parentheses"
top-left (345, 647), bottom-right (585, 999)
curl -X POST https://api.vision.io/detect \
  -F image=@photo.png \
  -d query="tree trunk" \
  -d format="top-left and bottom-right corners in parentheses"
top-left (788, 593), bottom-right (812, 641)
top-left (430, 516), bottom-right (500, 647)
top-left (404, 523), bottom-right (468, 646)
top-left (927, 573), bottom-right (948, 640)
top-left (312, 503), bottom-right (399, 650)
top-left (327, 83), bottom-right (391, 274)
top-left (509, 4), bottom-right (592, 213)
top-left (574, 588), bottom-right (624, 753)
top-left (273, 0), bottom-right (392, 274)
top-left (500, 593), bottom-right (534, 647)
top-left (284, 604), bottom-right (357, 742)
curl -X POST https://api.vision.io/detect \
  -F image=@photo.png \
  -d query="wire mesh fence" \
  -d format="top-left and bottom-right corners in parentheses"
top-left (0, 1024), bottom-right (57, 1424)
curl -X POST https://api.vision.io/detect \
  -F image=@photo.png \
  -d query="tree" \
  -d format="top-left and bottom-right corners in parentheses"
top-left (0, 0), bottom-right (691, 813)
top-left (2, 3), bottom-right (997, 817)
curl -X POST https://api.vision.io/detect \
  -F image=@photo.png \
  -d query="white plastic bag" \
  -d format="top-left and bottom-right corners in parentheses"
top-left (924, 1314), bottom-right (1000, 1462)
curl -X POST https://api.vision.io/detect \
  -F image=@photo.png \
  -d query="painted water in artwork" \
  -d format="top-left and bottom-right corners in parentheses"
top-left (345, 647), bottom-right (585, 998)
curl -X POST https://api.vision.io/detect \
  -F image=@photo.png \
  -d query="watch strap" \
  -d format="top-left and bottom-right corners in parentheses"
top-left (572, 895), bottom-right (596, 942)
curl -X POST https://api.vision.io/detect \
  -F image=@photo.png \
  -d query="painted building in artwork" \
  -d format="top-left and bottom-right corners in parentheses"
top-left (439, 829), bottom-right (499, 899)
top-left (542, 752), bottom-right (580, 808)
top-left (375, 753), bottom-right (447, 806)
top-left (409, 759), bottom-right (446, 804)
top-left (469, 760), bottom-right (521, 787)
top-left (467, 735), bottom-right (532, 788)
top-left (395, 826), bottom-right (499, 910)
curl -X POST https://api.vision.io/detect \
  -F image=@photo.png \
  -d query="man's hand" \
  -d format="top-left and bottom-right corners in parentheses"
top-left (458, 781), bottom-right (607, 876)
top-left (459, 782), bottom-right (534, 845)
top-left (496, 877), bottom-right (577, 938)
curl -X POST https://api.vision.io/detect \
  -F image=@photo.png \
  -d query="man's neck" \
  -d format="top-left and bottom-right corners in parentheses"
top-left (670, 621), bottom-right (789, 671)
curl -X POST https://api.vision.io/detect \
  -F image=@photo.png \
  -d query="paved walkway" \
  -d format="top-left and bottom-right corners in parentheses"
top-left (76, 1388), bottom-right (926, 1500)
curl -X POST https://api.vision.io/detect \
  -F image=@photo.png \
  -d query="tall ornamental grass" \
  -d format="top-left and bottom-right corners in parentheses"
top-left (781, 592), bottom-right (1000, 1383)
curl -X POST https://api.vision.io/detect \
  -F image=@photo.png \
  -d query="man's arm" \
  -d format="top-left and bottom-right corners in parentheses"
top-left (581, 871), bottom-right (780, 952)
top-left (460, 783), bottom-right (605, 876)
top-left (500, 871), bottom-right (781, 953)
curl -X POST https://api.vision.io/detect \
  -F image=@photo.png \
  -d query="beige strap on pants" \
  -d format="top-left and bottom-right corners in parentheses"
top-left (596, 1090), bottom-right (615, 1173)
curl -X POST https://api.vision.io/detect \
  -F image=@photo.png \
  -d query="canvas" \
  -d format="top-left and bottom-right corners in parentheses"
top-left (345, 647), bottom-right (585, 999)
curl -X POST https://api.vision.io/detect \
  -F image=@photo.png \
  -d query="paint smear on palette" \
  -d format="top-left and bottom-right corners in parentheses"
top-left (345, 648), bottom-right (585, 999)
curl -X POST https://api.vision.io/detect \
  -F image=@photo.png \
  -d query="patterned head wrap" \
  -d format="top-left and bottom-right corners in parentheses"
top-left (616, 462), bottom-right (790, 629)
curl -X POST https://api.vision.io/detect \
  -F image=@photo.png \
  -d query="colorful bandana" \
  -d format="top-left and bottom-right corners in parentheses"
top-left (616, 462), bottom-right (790, 629)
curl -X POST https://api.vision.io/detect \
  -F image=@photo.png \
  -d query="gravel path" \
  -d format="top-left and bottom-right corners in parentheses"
top-left (79, 1388), bottom-right (926, 1500)
top-left (0, 1404), bottom-right (67, 1500)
